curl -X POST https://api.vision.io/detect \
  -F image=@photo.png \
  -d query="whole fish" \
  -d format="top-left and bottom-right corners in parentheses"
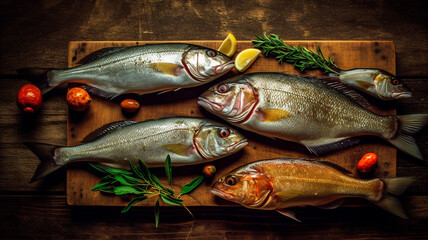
top-left (25, 117), bottom-right (247, 182)
top-left (212, 158), bottom-right (415, 220)
top-left (330, 68), bottom-right (412, 100)
top-left (18, 43), bottom-right (234, 98)
top-left (198, 72), bottom-right (428, 159)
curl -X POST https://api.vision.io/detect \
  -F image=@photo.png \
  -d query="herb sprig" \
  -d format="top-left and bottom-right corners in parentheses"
top-left (90, 155), bottom-right (204, 227)
top-left (253, 33), bottom-right (340, 74)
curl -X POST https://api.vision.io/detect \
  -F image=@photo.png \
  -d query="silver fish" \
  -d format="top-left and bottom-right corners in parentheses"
top-left (198, 72), bottom-right (428, 159)
top-left (212, 158), bottom-right (415, 220)
top-left (18, 43), bottom-right (234, 98)
top-left (330, 68), bottom-right (412, 100)
top-left (25, 117), bottom-right (248, 182)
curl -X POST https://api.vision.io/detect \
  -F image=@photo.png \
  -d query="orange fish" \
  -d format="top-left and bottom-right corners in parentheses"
top-left (212, 158), bottom-right (415, 221)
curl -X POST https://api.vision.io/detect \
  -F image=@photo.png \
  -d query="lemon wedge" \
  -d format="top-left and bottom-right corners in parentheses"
top-left (234, 48), bottom-right (261, 72)
top-left (218, 33), bottom-right (237, 57)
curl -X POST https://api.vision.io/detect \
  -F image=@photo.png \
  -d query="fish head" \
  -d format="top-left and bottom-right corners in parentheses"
top-left (198, 76), bottom-right (258, 123)
top-left (183, 47), bottom-right (234, 83)
top-left (374, 72), bottom-right (412, 99)
top-left (193, 122), bottom-right (247, 159)
top-left (211, 165), bottom-right (273, 208)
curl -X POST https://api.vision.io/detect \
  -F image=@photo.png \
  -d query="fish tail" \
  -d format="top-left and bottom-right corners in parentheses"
top-left (388, 114), bottom-right (428, 160)
top-left (373, 177), bottom-right (416, 219)
top-left (24, 142), bottom-right (62, 182)
top-left (17, 68), bottom-right (62, 94)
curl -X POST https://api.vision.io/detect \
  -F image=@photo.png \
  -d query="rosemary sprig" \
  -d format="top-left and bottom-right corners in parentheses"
top-left (90, 155), bottom-right (204, 227)
top-left (253, 33), bottom-right (340, 74)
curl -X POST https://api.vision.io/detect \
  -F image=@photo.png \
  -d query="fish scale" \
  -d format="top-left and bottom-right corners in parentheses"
top-left (211, 158), bottom-right (416, 220)
top-left (247, 73), bottom-right (391, 142)
top-left (51, 44), bottom-right (195, 95)
top-left (198, 72), bottom-right (428, 159)
top-left (20, 43), bottom-right (234, 98)
top-left (25, 117), bottom-right (247, 182)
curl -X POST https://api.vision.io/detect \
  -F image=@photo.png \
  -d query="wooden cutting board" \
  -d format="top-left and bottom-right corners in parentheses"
top-left (67, 40), bottom-right (396, 207)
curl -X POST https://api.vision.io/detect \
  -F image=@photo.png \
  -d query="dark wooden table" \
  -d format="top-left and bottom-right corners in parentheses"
top-left (1, 1), bottom-right (428, 239)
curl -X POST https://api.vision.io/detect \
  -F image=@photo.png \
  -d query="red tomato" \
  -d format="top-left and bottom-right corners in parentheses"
top-left (67, 87), bottom-right (91, 111)
top-left (120, 99), bottom-right (140, 113)
top-left (203, 165), bottom-right (217, 178)
top-left (357, 153), bottom-right (378, 173)
top-left (17, 84), bottom-right (42, 114)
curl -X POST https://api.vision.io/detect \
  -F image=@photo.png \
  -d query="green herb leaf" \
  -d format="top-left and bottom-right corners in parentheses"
top-left (113, 186), bottom-right (146, 195)
top-left (90, 156), bottom-right (198, 226)
top-left (149, 173), bottom-right (175, 195)
top-left (99, 186), bottom-right (115, 193)
top-left (180, 175), bottom-right (204, 196)
top-left (155, 199), bottom-right (160, 228)
top-left (91, 176), bottom-right (114, 191)
top-left (253, 33), bottom-right (340, 74)
top-left (138, 159), bottom-right (153, 183)
top-left (161, 194), bottom-right (183, 206)
top-left (89, 163), bottom-right (108, 174)
top-left (107, 168), bottom-right (133, 176)
top-left (165, 155), bottom-right (172, 187)
top-left (122, 174), bottom-right (144, 185)
top-left (121, 196), bottom-right (148, 213)
top-left (129, 160), bottom-right (147, 181)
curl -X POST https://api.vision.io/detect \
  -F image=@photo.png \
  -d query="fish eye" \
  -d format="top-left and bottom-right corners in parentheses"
top-left (225, 175), bottom-right (237, 186)
top-left (218, 128), bottom-right (230, 138)
top-left (392, 79), bottom-right (400, 85)
top-left (217, 84), bottom-right (229, 93)
top-left (206, 50), bottom-right (216, 57)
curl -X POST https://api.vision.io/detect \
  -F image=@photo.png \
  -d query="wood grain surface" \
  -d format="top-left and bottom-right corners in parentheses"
top-left (66, 40), bottom-right (397, 206)
top-left (1, 0), bottom-right (428, 239)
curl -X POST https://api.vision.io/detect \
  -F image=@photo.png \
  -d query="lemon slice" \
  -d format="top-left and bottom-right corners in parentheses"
top-left (234, 48), bottom-right (261, 72)
top-left (218, 33), bottom-right (237, 57)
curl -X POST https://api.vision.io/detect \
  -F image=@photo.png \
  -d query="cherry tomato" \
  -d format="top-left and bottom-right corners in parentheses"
top-left (17, 84), bottom-right (42, 114)
top-left (66, 87), bottom-right (91, 111)
top-left (203, 164), bottom-right (217, 178)
top-left (120, 99), bottom-right (140, 113)
top-left (357, 153), bottom-right (378, 173)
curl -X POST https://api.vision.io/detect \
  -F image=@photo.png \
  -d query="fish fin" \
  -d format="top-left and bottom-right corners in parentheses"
top-left (17, 68), bottom-right (62, 94)
top-left (373, 177), bottom-right (416, 219)
top-left (161, 144), bottom-right (192, 156)
top-left (256, 109), bottom-right (293, 122)
top-left (317, 199), bottom-right (345, 209)
top-left (157, 88), bottom-right (175, 95)
top-left (318, 79), bottom-right (372, 109)
top-left (382, 177), bottom-right (416, 196)
top-left (80, 85), bottom-right (121, 99)
top-left (23, 142), bottom-right (62, 182)
top-left (302, 137), bottom-right (361, 156)
top-left (275, 190), bottom-right (302, 202)
top-left (149, 63), bottom-right (184, 76)
top-left (388, 114), bottom-right (428, 160)
top-left (276, 209), bottom-right (301, 222)
top-left (355, 80), bottom-right (375, 89)
top-left (82, 120), bottom-right (136, 143)
top-left (96, 162), bottom-right (127, 169)
top-left (300, 75), bottom-right (318, 80)
top-left (77, 47), bottom-right (127, 65)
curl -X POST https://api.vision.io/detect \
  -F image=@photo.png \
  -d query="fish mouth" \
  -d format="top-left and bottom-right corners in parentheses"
top-left (211, 188), bottom-right (235, 201)
top-left (197, 96), bottom-right (223, 112)
top-left (213, 61), bottom-right (235, 74)
top-left (391, 91), bottom-right (412, 98)
top-left (183, 60), bottom-right (234, 82)
top-left (225, 139), bottom-right (248, 153)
